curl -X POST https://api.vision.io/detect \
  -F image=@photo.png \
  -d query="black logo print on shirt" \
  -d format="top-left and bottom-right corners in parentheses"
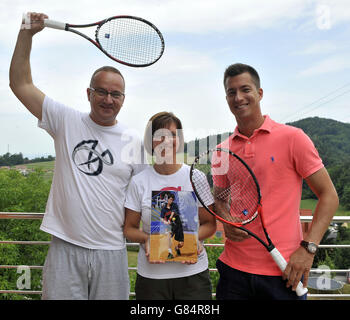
top-left (72, 140), bottom-right (114, 176)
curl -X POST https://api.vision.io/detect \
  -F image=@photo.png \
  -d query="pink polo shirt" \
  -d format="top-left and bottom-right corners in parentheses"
top-left (217, 115), bottom-right (323, 275)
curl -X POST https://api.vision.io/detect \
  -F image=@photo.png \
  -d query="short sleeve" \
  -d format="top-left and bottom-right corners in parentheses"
top-left (292, 129), bottom-right (324, 179)
top-left (124, 178), bottom-right (142, 213)
top-left (38, 95), bottom-right (74, 138)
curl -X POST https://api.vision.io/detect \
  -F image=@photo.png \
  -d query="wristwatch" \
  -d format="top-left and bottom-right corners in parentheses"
top-left (300, 240), bottom-right (318, 254)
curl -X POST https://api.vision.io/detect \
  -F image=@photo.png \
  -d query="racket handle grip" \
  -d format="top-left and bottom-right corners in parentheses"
top-left (44, 19), bottom-right (66, 30)
top-left (270, 248), bottom-right (308, 297)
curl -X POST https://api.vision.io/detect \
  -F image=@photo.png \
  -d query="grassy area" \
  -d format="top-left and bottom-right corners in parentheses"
top-left (308, 284), bottom-right (350, 300)
top-left (127, 249), bottom-right (138, 299)
top-left (301, 198), bottom-right (350, 216)
top-left (24, 161), bottom-right (55, 171)
top-left (127, 249), bottom-right (138, 267)
top-left (18, 161), bottom-right (55, 181)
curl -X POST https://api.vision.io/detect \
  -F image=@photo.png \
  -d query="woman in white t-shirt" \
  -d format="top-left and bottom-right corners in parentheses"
top-left (124, 112), bottom-right (216, 300)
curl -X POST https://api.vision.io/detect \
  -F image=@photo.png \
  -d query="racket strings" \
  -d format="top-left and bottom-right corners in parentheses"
top-left (223, 162), bottom-right (259, 223)
top-left (214, 174), bottom-right (250, 201)
top-left (191, 169), bottom-right (215, 208)
top-left (97, 18), bottom-right (164, 65)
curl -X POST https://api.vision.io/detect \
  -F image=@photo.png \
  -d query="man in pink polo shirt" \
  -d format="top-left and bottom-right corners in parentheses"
top-left (215, 63), bottom-right (339, 300)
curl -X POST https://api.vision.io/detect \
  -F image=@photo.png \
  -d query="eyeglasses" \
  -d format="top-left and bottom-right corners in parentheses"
top-left (153, 128), bottom-right (178, 141)
top-left (89, 87), bottom-right (125, 100)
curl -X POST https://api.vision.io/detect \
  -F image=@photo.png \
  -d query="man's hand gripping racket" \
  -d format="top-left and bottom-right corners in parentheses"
top-left (190, 148), bottom-right (308, 297)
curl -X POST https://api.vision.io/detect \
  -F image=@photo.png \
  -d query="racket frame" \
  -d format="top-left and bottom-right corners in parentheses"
top-left (43, 15), bottom-right (165, 67)
top-left (190, 148), bottom-right (273, 250)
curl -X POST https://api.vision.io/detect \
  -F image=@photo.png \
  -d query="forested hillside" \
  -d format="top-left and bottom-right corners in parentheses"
top-left (288, 117), bottom-right (350, 210)
top-left (287, 117), bottom-right (350, 167)
top-left (0, 153), bottom-right (54, 166)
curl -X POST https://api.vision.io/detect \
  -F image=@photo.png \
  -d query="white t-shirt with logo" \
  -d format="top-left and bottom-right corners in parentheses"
top-left (124, 164), bottom-right (210, 279)
top-left (38, 96), bottom-right (144, 249)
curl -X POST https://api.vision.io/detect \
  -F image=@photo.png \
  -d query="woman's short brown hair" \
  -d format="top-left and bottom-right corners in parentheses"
top-left (144, 111), bottom-right (184, 155)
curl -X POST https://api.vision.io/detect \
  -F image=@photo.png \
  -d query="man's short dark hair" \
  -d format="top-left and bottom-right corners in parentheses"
top-left (223, 63), bottom-right (260, 89)
top-left (168, 193), bottom-right (175, 200)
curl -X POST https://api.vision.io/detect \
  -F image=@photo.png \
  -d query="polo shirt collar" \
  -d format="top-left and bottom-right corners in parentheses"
top-left (232, 115), bottom-right (273, 139)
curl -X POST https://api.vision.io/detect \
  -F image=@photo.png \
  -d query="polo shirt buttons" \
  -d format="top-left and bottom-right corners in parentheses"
top-left (244, 140), bottom-right (254, 157)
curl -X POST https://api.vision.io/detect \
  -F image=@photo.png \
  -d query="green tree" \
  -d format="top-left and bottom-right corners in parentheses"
top-left (342, 184), bottom-right (350, 210)
top-left (205, 237), bottom-right (224, 295)
top-left (0, 168), bottom-right (51, 300)
top-left (333, 226), bottom-right (350, 269)
top-left (0, 235), bottom-right (23, 300)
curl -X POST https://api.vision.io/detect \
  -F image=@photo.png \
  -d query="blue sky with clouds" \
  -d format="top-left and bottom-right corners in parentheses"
top-left (1, 0), bottom-right (350, 158)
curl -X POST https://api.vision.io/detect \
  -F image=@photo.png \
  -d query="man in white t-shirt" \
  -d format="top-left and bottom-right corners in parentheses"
top-left (9, 12), bottom-right (144, 299)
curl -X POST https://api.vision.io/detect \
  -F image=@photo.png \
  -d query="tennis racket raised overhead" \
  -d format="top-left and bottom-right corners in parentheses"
top-left (190, 148), bottom-right (308, 297)
top-left (23, 13), bottom-right (165, 67)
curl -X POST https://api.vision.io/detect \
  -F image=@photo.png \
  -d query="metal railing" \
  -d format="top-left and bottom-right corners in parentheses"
top-left (1, 212), bottom-right (350, 299)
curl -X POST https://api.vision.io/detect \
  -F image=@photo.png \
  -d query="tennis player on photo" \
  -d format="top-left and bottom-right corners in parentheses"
top-left (160, 193), bottom-right (184, 259)
top-left (214, 63), bottom-right (339, 300)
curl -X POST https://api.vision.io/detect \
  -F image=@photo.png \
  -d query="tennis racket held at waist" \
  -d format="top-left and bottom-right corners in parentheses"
top-left (190, 148), bottom-right (308, 297)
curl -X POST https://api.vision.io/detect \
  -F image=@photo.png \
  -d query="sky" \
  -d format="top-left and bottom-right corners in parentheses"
top-left (1, 0), bottom-right (350, 158)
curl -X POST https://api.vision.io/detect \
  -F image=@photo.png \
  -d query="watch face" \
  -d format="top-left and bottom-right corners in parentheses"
top-left (308, 243), bottom-right (317, 253)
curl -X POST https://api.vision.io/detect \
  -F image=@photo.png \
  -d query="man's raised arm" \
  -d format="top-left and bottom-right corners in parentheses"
top-left (9, 13), bottom-right (48, 120)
